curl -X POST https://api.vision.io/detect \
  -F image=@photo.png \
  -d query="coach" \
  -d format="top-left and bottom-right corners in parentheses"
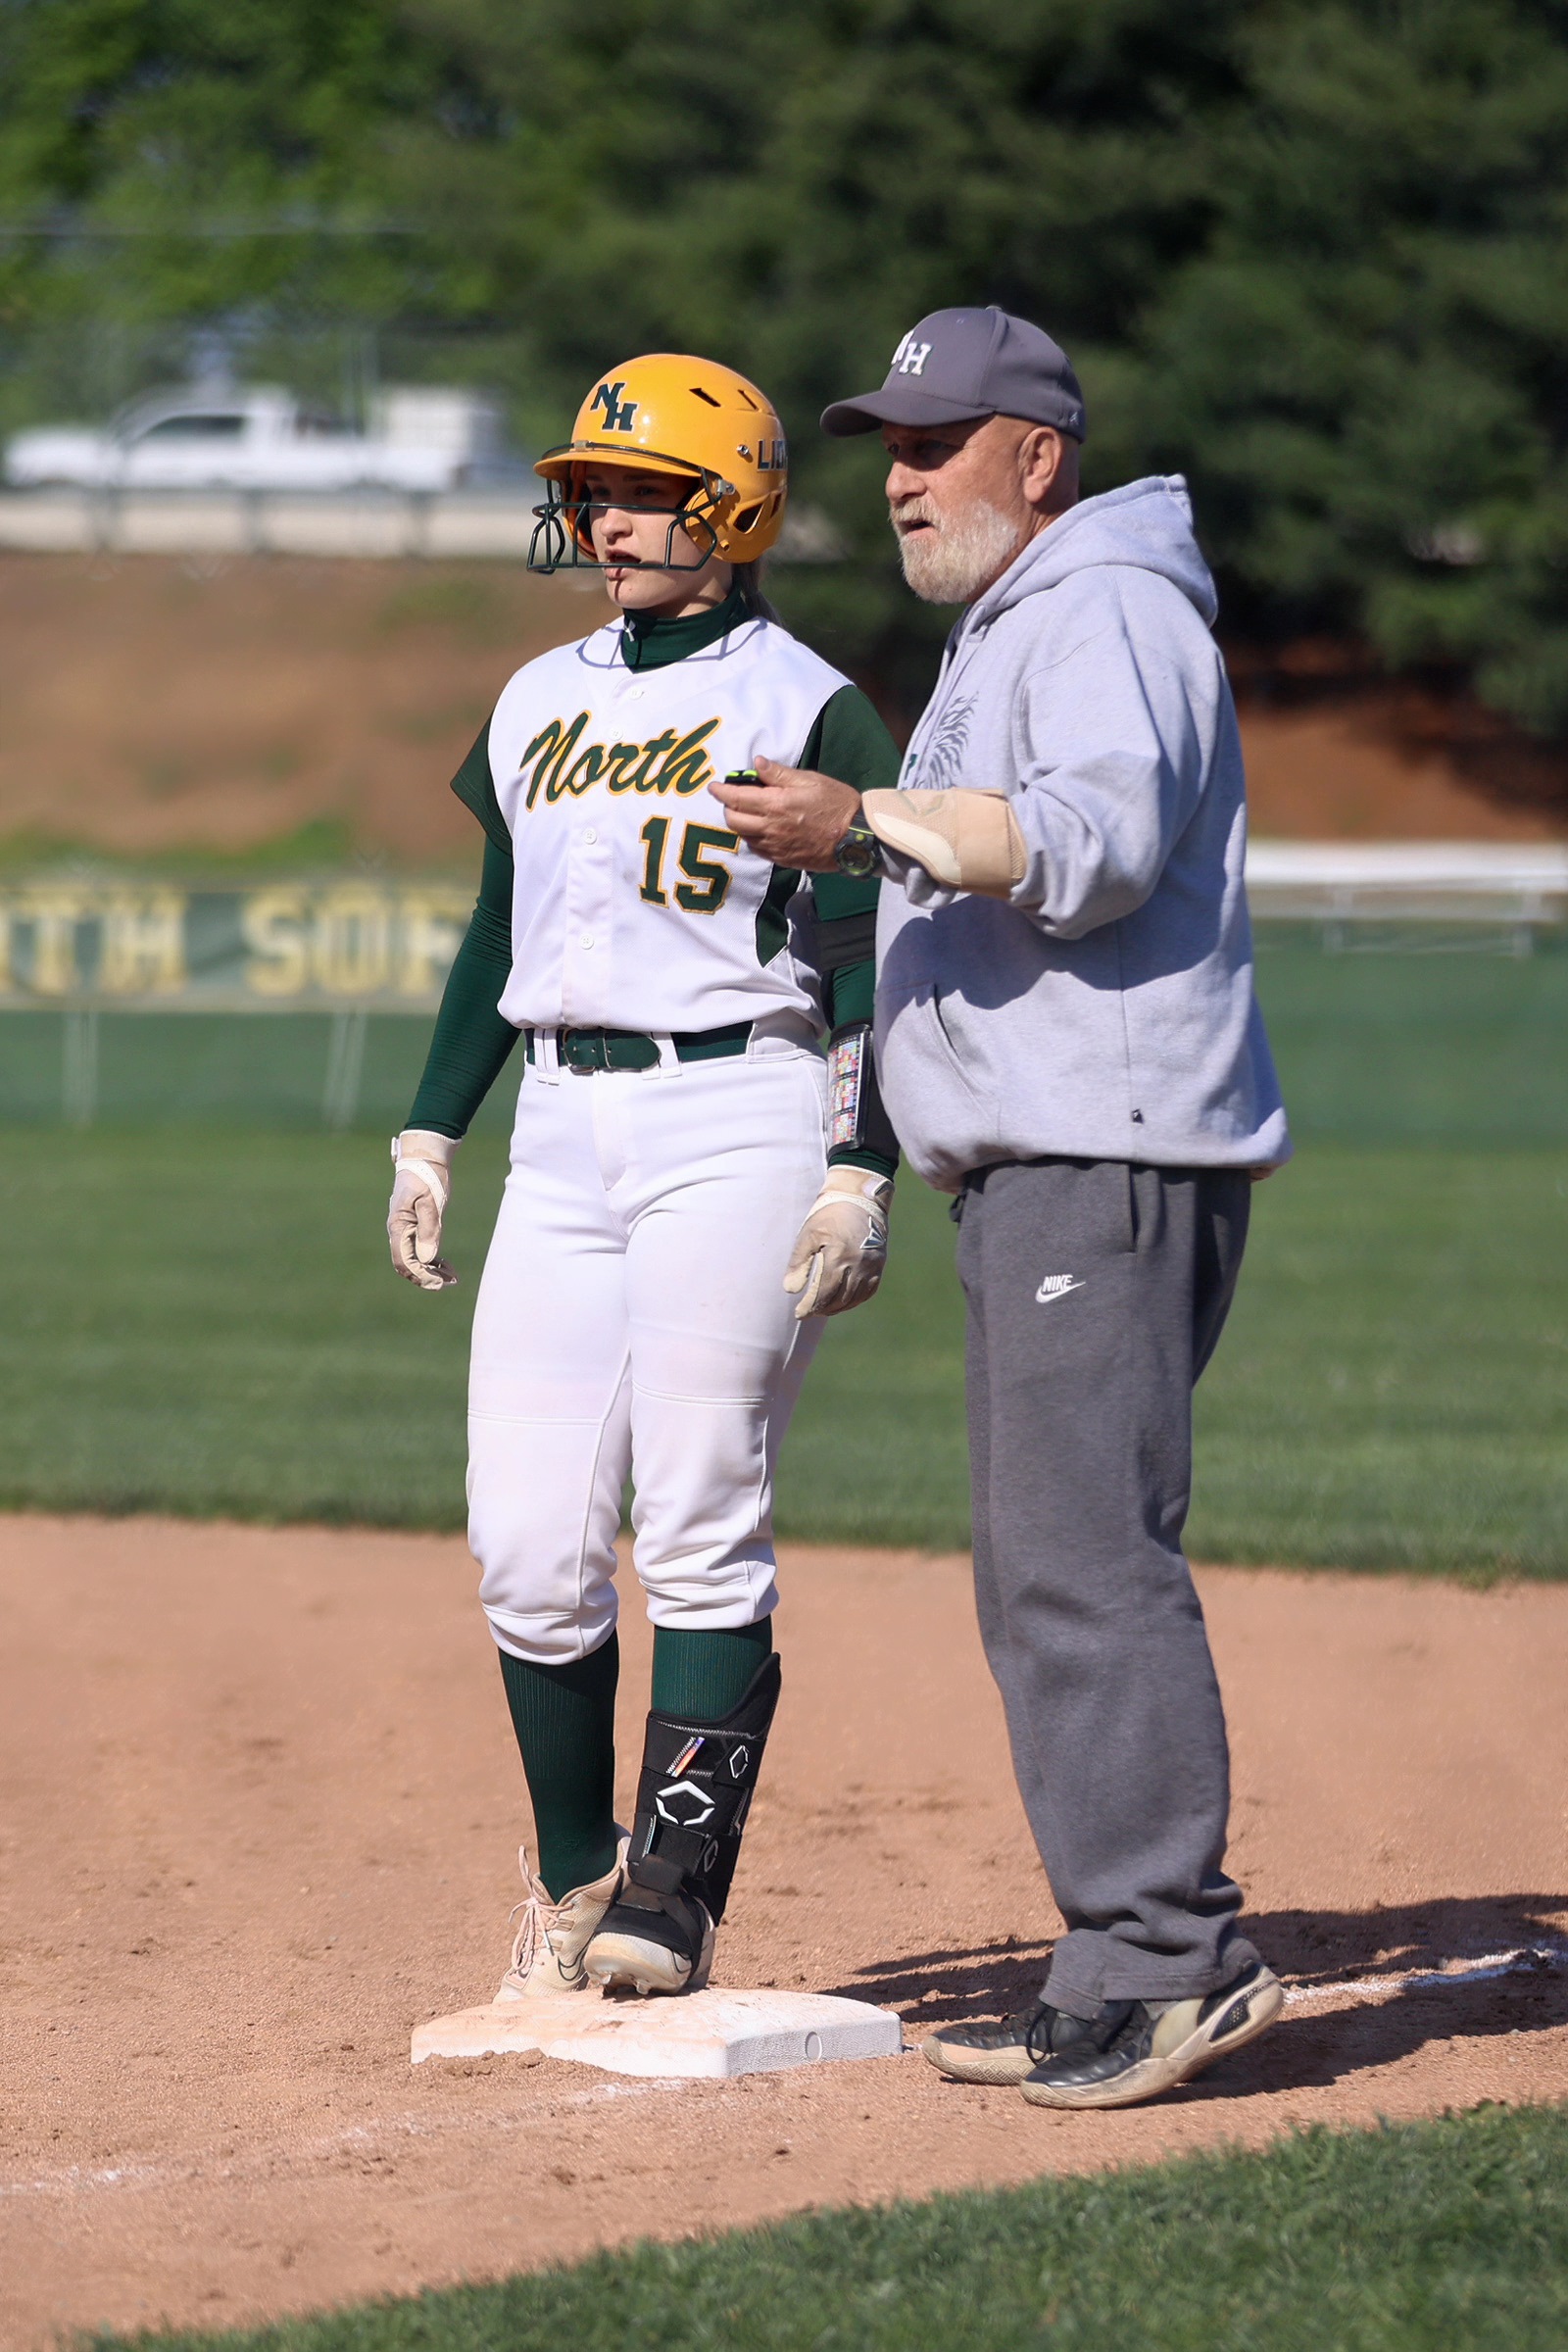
top-left (710, 306), bottom-right (1291, 2113)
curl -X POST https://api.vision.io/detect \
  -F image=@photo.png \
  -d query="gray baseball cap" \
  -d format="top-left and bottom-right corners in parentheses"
top-left (821, 306), bottom-right (1086, 441)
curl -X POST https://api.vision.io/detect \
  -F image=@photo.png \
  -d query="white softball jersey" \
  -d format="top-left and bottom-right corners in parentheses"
top-left (487, 613), bottom-right (853, 1034)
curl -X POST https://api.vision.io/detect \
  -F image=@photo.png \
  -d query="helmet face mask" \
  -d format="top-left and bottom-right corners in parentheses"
top-left (529, 456), bottom-right (725, 576)
top-left (529, 355), bottom-right (788, 579)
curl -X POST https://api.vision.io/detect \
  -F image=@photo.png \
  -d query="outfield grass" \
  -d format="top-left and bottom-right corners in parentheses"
top-left (94, 2104), bottom-right (1568, 2352)
top-left (2, 1125), bottom-right (1563, 1573)
top-left (793, 1141), bottom-right (1568, 1574)
top-left (2, 936), bottom-right (1564, 1569)
top-left (1253, 931), bottom-right (1568, 1148)
top-left (0, 1122), bottom-right (496, 1530)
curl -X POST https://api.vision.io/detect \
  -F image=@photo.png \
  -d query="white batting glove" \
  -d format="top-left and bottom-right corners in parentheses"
top-left (784, 1167), bottom-right (893, 1320)
top-left (388, 1130), bottom-right (460, 1291)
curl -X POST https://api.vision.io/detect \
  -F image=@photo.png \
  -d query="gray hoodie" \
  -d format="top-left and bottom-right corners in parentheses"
top-left (874, 474), bottom-right (1290, 1192)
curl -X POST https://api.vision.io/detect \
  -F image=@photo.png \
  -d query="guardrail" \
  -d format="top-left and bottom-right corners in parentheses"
top-left (1245, 842), bottom-right (1568, 948)
top-left (0, 487), bottom-right (845, 563)
top-left (0, 486), bottom-right (544, 561)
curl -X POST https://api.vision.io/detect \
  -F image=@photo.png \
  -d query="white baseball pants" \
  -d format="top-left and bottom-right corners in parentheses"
top-left (468, 1040), bottom-right (828, 1664)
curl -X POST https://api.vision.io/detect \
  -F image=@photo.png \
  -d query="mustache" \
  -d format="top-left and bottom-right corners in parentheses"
top-left (889, 495), bottom-right (943, 534)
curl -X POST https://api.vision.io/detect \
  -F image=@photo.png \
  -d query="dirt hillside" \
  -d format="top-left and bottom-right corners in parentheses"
top-left (0, 553), bottom-right (1562, 862)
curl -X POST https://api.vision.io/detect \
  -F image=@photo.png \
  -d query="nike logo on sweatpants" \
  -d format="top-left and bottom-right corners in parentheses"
top-left (1035, 1275), bottom-right (1085, 1304)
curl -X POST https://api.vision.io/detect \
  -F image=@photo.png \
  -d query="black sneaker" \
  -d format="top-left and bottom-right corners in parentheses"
top-left (583, 1880), bottom-right (714, 1998)
top-left (922, 1999), bottom-right (1114, 2085)
top-left (1018, 1961), bottom-right (1284, 2110)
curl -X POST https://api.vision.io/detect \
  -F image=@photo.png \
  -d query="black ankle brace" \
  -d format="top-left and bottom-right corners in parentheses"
top-left (625, 1650), bottom-right (781, 1925)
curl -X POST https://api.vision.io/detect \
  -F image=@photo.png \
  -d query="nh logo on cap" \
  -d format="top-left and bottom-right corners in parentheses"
top-left (591, 379), bottom-right (639, 432)
top-left (891, 333), bottom-right (931, 377)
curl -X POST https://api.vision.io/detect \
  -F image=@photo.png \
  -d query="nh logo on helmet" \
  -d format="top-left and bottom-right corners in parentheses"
top-left (892, 333), bottom-right (932, 376)
top-left (591, 379), bottom-right (639, 432)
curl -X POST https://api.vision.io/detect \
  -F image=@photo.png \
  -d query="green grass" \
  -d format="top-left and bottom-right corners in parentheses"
top-left (1193, 1146), bottom-right (1568, 1575)
top-left (1253, 932), bottom-right (1568, 1147)
top-left (1, 1125), bottom-right (1563, 1573)
top-left (92, 2104), bottom-right (1568, 2352)
top-left (1, 936), bottom-right (1565, 1568)
top-left (786, 1144), bottom-right (1568, 1574)
top-left (0, 1124), bottom-right (496, 1528)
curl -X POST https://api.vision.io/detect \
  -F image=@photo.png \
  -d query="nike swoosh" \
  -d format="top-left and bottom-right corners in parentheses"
top-left (1035, 1280), bottom-right (1085, 1304)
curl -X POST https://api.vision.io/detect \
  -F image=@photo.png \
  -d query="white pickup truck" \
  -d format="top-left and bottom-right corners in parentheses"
top-left (4, 385), bottom-right (510, 494)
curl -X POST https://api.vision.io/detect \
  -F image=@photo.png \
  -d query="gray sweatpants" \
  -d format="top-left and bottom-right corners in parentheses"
top-left (955, 1155), bottom-right (1257, 2017)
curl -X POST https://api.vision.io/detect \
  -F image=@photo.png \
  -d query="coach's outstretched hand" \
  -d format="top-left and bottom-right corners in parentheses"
top-left (784, 1166), bottom-right (893, 1319)
top-left (388, 1130), bottom-right (460, 1291)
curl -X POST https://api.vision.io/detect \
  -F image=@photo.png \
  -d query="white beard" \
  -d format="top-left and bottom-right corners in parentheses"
top-left (893, 497), bottom-right (1024, 605)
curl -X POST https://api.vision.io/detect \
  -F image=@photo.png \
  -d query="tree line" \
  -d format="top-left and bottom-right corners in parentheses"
top-left (4, 0), bottom-right (1568, 733)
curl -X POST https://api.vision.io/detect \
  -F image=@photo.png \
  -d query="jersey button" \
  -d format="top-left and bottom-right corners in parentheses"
top-left (580, 933), bottom-right (595, 949)
top-left (583, 828), bottom-right (598, 844)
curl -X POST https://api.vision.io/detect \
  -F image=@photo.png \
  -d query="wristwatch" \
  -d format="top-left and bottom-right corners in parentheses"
top-left (832, 808), bottom-right (881, 879)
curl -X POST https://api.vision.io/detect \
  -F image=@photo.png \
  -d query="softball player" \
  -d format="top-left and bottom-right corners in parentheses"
top-left (388, 356), bottom-right (900, 2000)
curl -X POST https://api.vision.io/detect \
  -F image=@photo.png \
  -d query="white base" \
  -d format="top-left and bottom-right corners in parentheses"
top-left (411, 1986), bottom-right (905, 2079)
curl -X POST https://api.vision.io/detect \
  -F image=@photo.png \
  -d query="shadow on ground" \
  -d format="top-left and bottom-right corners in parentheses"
top-left (826, 1892), bottom-right (1568, 2102)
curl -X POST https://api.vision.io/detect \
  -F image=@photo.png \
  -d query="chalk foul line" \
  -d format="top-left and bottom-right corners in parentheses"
top-left (1284, 1941), bottom-right (1568, 2010)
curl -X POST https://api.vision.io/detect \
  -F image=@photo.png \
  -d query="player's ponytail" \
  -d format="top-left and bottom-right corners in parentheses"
top-left (731, 562), bottom-right (781, 624)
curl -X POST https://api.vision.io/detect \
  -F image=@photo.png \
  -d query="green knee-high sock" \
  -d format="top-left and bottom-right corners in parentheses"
top-left (498, 1634), bottom-right (620, 1901)
top-left (652, 1617), bottom-right (773, 1722)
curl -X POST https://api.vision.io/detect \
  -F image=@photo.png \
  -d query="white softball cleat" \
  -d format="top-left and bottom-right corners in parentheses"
top-left (494, 1838), bottom-right (626, 2000)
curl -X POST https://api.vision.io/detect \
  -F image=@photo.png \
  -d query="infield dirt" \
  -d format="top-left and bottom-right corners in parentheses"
top-left (2, 1517), bottom-right (1565, 2347)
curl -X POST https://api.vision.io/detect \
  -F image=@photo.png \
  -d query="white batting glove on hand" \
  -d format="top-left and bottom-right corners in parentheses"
top-left (388, 1130), bottom-right (460, 1291)
top-left (784, 1167), bottom-right (893, 1320)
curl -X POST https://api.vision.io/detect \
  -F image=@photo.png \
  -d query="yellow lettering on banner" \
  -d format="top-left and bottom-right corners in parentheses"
top-left (21, 889), bottom-right (91, 995)
top-left (99, 890), bottom-right (187, 995)
top-left (243, 889), bottom-right (310, 997)
top-left (314, 884), bottom-right (392, 996)
top-left (397, 890), bottom-right (469, 999)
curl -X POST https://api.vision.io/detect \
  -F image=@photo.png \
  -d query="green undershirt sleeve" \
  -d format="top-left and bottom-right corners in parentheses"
top-left (448, 718), bottom-right (512, 854)
top-left (797, 683), bottom-right (902, 1177)
top-left (405, 830), bottom-right (520, 1139)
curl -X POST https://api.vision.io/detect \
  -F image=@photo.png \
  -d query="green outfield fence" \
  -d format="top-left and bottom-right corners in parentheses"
top-left (0, 1004), bottom-right (483, 1132)
top-left (0, 871), bottom-right (491, 1132)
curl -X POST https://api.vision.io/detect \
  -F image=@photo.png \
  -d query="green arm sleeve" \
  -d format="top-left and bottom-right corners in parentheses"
top-left (798, 683), bottom-right (902, 1177)
top-left (404, 833), bottom-right (520, 1139)
top-left (449, 719), bottom-right (512, 853)
top-left (803, 683), bottom-right (901, 1028)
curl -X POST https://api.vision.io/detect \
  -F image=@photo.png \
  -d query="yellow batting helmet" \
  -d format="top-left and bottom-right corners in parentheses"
top-left (531, 354), bottom-right (788, 571)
